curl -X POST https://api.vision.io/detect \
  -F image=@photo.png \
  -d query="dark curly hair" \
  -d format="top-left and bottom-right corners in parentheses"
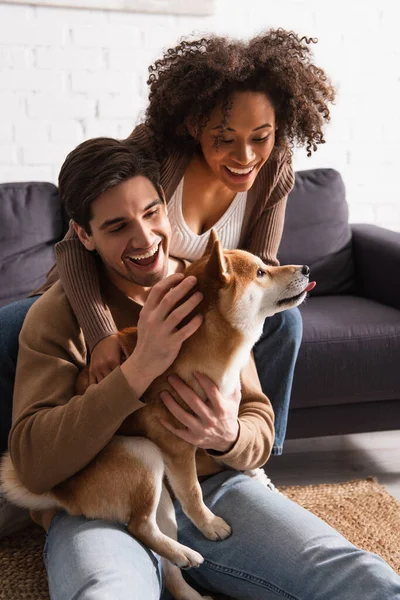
top-left (145, 28), bottom-right (335, 158)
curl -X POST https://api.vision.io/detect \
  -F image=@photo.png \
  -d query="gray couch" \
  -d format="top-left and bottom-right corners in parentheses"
top-left (1, 169), bottom-right (399, 446)
top-left (278, 169), bottom-right (400, 438)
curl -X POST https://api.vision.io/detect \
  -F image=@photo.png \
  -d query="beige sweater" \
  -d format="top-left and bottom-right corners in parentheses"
top-left (10, 275), bottom-right (275, 530)
top-left (35, 125), bottom-right (294, 350)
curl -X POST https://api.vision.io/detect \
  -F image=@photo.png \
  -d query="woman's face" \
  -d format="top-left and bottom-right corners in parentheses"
top-left (197, 91), bottom-right (276, 192)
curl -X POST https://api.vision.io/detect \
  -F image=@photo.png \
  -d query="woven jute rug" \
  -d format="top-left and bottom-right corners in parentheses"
top-left (0, 478), bottom-right (399, 599)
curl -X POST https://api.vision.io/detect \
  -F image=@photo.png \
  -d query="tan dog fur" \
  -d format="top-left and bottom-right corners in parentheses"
top-left (1, 230), bottom-right (313, 600)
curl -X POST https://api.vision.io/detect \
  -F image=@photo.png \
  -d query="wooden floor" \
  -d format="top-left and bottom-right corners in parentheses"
top-left (265, 430), bottom-right (400, 500)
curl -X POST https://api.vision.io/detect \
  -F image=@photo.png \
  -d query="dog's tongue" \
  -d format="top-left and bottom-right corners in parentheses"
top-left (305, 281), bottom-right (316, 292)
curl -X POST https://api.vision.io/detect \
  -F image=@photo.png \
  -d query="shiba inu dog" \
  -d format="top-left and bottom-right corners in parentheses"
top-left (1, 230), bottom-right (315, 600)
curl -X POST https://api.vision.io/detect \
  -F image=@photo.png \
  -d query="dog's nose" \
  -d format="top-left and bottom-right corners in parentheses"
top-left (302, 265), bottom-right (310, 276)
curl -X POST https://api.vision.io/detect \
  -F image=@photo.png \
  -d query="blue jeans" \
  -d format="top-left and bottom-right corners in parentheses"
top-left (43, 470), bottom-right (400, 600)
top-left (253, 308), bottom-right (302, 455)
top-left (0, 296), bottom-right (39, 454)
top-left (0, 299), bottom-right (301, 455)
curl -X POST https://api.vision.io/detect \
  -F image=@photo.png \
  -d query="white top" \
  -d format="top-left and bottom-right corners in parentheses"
top-left (168, 177), bottom-right (248, 261)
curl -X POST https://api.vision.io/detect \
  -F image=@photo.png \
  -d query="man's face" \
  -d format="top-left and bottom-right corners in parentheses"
top-left (74, 176), bottom-right (171, 291)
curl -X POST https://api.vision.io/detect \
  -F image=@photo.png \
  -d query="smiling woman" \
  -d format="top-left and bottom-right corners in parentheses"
top-left (46, 29), bottom-right (334, 456)
top-left (194, 92), bottom-right (276, 192)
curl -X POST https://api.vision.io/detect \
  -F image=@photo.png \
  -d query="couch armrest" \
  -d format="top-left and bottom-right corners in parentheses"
top-left (351, 224), bottom-right (400, 310)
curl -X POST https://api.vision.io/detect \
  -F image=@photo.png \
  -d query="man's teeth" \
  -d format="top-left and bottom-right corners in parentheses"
top-left (128, 244), bottom-right (159, 261)
top-left (226, 166), bottom-right (254, 175)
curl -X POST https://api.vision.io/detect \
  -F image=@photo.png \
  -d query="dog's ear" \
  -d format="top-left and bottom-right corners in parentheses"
top-left (206, 238), bottom-right (230, 285)
top-left (202, 228), bottom-right (219, 257)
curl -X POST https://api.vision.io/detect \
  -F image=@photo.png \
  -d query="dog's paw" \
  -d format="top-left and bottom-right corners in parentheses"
top-left (175, 546), bottom-right (204, 570)
top-left (200, 516), bottom-right (232, 541)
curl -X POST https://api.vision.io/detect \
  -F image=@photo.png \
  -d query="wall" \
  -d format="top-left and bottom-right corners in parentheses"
top-left (0, 0), bottom-right (399, 230)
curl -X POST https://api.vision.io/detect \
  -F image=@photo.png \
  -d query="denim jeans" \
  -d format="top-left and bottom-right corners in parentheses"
top-left (0, 299), bottom-right (301, 455)
top-left (0, 296), bottom-right (39, 454)
top-left (43, 470), bottom-right (400, 600)
top-left (253, 307), bottom-right (302, 455)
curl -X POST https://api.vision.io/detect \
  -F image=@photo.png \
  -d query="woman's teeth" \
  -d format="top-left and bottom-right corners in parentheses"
top-left (226, 166), bottom-right (254, 175)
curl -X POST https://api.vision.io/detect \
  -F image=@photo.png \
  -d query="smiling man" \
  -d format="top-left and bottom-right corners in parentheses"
top-left (7, 138), bottom-right (400, 600)
top-left (74, 176), bottom-right (172, 295)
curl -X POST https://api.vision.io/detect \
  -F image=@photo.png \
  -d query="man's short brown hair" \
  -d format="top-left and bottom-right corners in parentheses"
top-left (59, 137), bottom-right (163, 232)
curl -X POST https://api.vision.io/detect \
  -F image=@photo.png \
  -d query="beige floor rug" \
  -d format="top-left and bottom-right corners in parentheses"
top-left (0, 478), bottom-right (399, 599)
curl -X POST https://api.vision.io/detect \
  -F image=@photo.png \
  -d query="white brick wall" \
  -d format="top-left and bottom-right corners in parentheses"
top-left (0, 0), bottom-right (399, 231)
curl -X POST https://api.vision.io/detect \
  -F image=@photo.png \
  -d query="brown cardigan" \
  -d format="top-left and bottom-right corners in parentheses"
top-left (37, 124), bottom-right (294, 350)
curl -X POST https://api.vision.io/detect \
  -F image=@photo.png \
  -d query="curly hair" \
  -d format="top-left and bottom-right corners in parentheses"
top-left (145, 28), bottom-right (335, 158)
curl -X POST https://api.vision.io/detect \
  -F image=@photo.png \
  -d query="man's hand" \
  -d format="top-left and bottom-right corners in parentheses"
top-left (159, 372), bottom-right (241, 453)
top-left (121, 273), bottom-right (203, 398)
top-left (89, 334), bottom-right (129, 384)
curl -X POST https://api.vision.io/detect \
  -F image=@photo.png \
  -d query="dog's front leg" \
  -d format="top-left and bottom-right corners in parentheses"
top-left (163, 449), bottom-right (231, 542)
top-left (157, 485), bottom-right (214, 600)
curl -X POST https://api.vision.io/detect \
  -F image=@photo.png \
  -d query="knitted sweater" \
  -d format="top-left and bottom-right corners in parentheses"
top-left (9, 275), bottom-right (275, 530)
top-left (36, 124), bottom-right (294, 350)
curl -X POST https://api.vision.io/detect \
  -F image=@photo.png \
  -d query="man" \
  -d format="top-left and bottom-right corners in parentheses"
top-left (9, 138), bottom-right (400, 599)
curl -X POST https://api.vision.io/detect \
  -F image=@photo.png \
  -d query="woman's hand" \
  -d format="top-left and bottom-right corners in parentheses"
top-left (89, 334), bottom-right (128, 384)
top-left (159, 372), bottom-right (241, 453)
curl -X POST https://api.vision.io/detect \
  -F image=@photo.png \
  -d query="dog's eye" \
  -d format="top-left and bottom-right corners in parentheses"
top-left (256, 268), bottom-right (266, 278)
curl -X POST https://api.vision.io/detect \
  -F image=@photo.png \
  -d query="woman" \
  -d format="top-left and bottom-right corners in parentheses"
top-left (0, 29), bottom-right (335, 455)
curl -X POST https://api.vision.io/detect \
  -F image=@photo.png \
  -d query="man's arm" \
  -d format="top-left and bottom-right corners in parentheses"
top-left (159, 354), bottom-right (275, 472)
top-left (10, 274), bottom-right (204, 495)
top-left (9, 286), bottom-right (145, 495)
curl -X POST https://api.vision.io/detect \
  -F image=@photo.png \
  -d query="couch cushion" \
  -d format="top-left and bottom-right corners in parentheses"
top-left (291, 295), bottom-right (400, 408)
top-left (0, 182), bottom-right (65, 307)
top-left (278, 169), bottom-right (355, 296)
